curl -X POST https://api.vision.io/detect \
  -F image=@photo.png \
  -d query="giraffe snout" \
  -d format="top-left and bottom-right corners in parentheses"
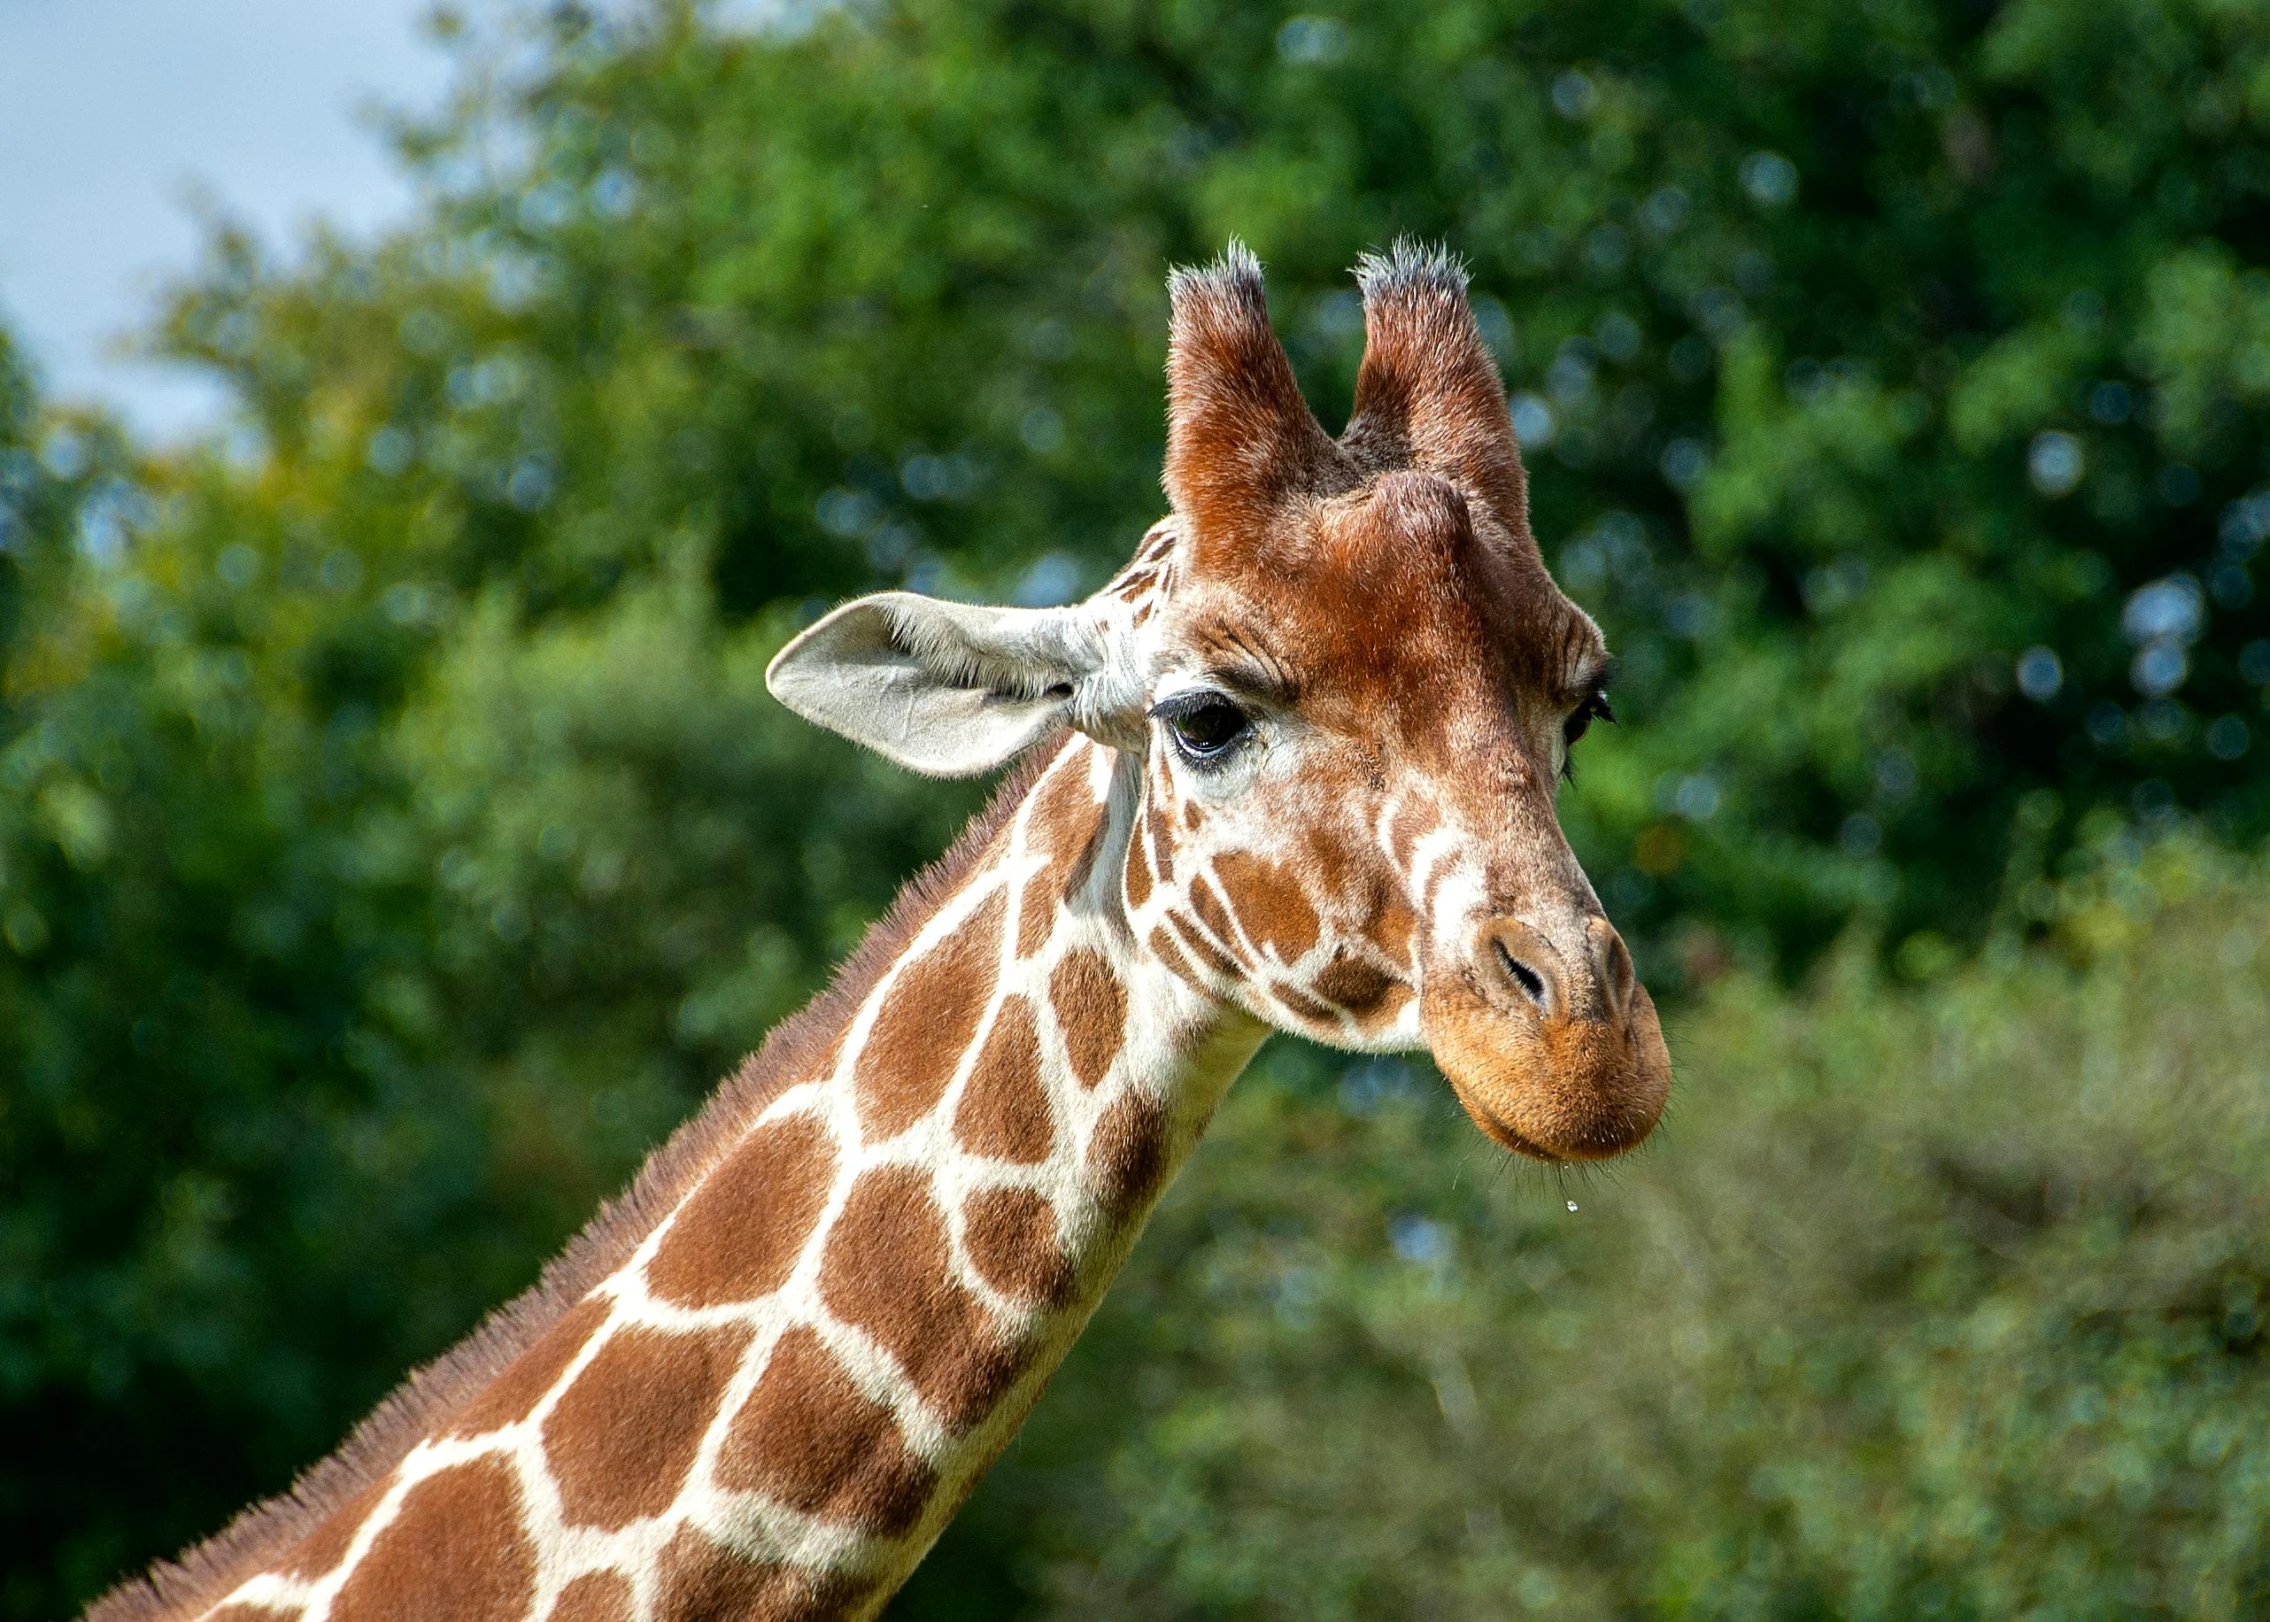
top-left (1423, 912), bottom-right (1670, 1162)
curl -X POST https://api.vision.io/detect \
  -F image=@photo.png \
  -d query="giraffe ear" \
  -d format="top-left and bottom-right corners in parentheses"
top-left (1164, 241), bottom-right (1345, 547)
top-left (1341, 240), bottom-right (1531, 540)
top-left (766, 591), bottom-right (1124, 776)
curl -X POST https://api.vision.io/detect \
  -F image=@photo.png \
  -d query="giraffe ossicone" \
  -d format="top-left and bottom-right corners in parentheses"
top-left (90, 240), bottom-right (1671, 1622)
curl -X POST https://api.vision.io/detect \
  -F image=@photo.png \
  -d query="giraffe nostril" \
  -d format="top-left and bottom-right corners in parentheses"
top-left (1588, 916), bottom-right (1637, 1025)
top-left (1477, 919), bottom-right (1571, 1022)
top-left (1494, 938), bottom-right (1551, 1013)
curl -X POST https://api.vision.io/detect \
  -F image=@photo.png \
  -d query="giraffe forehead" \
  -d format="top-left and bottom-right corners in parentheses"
top-left (1155, 499), bottom-right (1598, 724)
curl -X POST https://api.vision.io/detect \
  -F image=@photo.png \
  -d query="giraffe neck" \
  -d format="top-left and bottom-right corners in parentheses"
top-left (178, 734), bottom-right (1264, 1622)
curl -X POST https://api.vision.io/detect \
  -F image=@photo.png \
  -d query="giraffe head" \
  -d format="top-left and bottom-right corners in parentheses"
top-left (770, 242), bottom-right (1669, 1162)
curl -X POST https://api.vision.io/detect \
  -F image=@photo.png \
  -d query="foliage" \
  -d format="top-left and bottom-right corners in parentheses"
top-left (5, 0), bottom-right (2270, 1615)
top-left (154, 0), bottom-right (2270, 976)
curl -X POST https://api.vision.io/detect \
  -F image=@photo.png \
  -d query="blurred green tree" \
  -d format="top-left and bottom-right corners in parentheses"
top-left (153, 0), bottom-right (2270, 977)
top-left (7, 0), bottom-right (2270, 1615)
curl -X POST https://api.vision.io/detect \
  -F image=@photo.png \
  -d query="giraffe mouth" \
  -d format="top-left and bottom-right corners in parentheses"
top-left (1436, 1075), bottom-right (1569, 1163)
top-left (1419, 976), bottom-right (1671, 1163)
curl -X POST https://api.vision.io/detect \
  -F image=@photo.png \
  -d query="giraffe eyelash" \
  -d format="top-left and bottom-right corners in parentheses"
top-left (1559, 691), bottom-right (1615, 782)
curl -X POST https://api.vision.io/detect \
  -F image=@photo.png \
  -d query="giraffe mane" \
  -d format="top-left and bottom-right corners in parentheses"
top-left (83, 740), bottom-right (1069, 1622)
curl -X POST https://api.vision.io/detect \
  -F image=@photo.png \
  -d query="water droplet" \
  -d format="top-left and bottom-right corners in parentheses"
top-left (1566, 1200), bottom-right (1580, 1212)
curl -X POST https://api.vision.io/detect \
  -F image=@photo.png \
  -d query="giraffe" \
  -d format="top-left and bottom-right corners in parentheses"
top-left (87, 241), bottom-right (1670, 1622)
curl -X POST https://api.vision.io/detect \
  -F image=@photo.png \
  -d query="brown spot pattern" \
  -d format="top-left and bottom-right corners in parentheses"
top-left (1187, 874), bottom-right (1248, 965)
top-left (1086, 1090), bottom-right (1170, 1216)
top-left (1358, 981), bottom-right (1415, 1030)
top-left (1272, 984), bottom-right (1340, 1024)
top-left (1062, 818), bottom-right (1105, 903)
top-left (1313, 952), bottom-right (1401, 1018)
top-left (1017, 766), bottom-right (1098, 957)
top-left (442, 1298), bottom-right (609, 1439)
top-left (542, 1324), bottom-right (752, 1531)
top-left (548, 1572), bottom-right (634, 1622)
top-left (1373, 897), bottom-right (1417, 965)
top-left (1025, 758), bottom-right (1096, 860)
top-left (1147, 805), bottom-right (1175, 884)
top-left (1211, 851), bottom-right (1319, 963)
top-left (645, 1115), bottom-right (835, 1308)
top-left (276, 1477), bottom-right (388, 1578)
top-left (856, 892), bottom-right (1006, 1137)
top-left (1148, 925), bottom-right (1199, 989)
top-left (1014, 891), bottom-right (1054, 962)
top-left (1301, 825), bottom-right (1354, 892)
top-left (655, 1527), bottom-right (874, 1622)
top-left (800, 1028), bottom-right (848, 1088)
top-left (1123, 824), bottom-right (1154, 908)
top-left (327, 1459), bottom-right (534, 1622)
top-left (963, 1187), bottom-right (1075, 1306)
top-left (952, 997), bottom-right (1053, 1164)
top-left (1169, 914), bottom-right (1241, 981)
top-left (717, 1326), bottom-right (936, 1535)
top-left (208, 1607), bottom-right (298, 1622)
top-left (1387, 800), bottom-right (1440, 868)
top-left (1021, 771), bottom-right (1089, 957)
top-left (819, 1167), bottom-right (1024, 1430)
top-left (1049, 950), bottom-right (1125, 1088)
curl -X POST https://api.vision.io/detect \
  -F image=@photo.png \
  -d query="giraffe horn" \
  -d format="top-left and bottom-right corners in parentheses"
top-left (1342, 239), bottom-right (1531, 538)
top-left (1162, 240), bottom-right (1347, 546)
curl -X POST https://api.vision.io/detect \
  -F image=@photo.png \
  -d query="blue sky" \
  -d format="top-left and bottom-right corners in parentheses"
top-left (0, 0), bottom-right (451, 440)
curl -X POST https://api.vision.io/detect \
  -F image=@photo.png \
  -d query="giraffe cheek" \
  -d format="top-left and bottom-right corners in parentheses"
top-left (1353, 978), bottom-right (1417, 1037)
top-left (1209, 849), bottom-right (1319, 965)
top-left (1311, 951), bottom-right (1401, 1019)
top-left (1371, 895), bottom-right (1419, 968)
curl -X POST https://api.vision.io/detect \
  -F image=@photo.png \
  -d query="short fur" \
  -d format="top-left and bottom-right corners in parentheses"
top-left (1345, 239), bottom-right (1531, 532)
top-left (1163, 240), bottom-right (1351, 543)
top-left (85, 746), bottom-right (1064, 1622)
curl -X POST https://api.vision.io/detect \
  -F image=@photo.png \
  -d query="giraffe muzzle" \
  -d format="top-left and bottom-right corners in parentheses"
top-left (1420, 913), bottom-right (1670, 1162)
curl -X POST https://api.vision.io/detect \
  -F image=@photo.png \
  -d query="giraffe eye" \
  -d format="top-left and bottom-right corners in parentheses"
top-left (1561, 691), bottom-right (1615, 780)
top-left (1153, 692), bottom-right (1251, 764)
